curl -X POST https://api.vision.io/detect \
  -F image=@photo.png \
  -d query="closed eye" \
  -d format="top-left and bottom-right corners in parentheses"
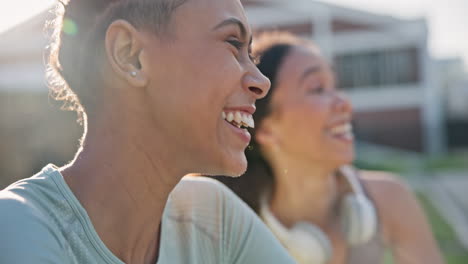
top-left (308, 85), bottom-right (325, 94)
top-left (227, 39), bottom-right (243, 50)
top-left (227, 39), bottom-right (257, 63)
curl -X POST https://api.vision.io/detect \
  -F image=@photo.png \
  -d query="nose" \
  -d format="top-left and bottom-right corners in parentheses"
top-left (332, 91), bottom-right (353, 114)
top-left (243, 63), bottom-right (271, 99)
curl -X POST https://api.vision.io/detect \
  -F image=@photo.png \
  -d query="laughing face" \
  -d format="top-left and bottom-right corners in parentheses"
top-left (138, 0), bottom-right (270, 176)
top-left (265, 45), bottom-right (355, 168)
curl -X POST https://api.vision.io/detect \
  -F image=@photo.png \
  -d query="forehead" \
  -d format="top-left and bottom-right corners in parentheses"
top-left (174, 0), bottom-right (250, 33)
top-left (270, 45), bottom-right (330, 104)
top-left (276, 46), bottom-right (325, 85)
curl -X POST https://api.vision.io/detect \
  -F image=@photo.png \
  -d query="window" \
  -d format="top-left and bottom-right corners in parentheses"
top-left (334, 47), bottom-right (420, 89)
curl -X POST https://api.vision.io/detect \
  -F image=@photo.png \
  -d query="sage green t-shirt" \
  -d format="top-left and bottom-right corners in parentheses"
top-left (0, 165), bottom-right (295, 264)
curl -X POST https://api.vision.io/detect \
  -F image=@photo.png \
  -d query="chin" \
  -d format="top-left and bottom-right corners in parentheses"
top-left (207, 153), bottom-right (247, 177)
top-left (329, 153), bottom-right (354, 169)
top-left (339, 154), bottom-right (355, 167)
top-left (336, 146), bottom-right (355, 164)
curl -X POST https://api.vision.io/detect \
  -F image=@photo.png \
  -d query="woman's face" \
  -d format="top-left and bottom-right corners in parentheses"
top-left (265, 45), bottom-right (354, 168)
top-left (138, 0), bottom-right (270, 176)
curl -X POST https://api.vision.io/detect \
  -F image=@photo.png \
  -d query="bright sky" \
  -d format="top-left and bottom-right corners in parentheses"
top-left (0, 0), bottom-right (54, 33)
top-left (1, 0), bottom-right (467, 67)
top-left (321, 0), bottom-right (468, 68)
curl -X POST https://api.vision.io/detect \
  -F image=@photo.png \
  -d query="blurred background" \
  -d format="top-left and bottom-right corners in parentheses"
top-left (0, 0), bottom-right (467, 263)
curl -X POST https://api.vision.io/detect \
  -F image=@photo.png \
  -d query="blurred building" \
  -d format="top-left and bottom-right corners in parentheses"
top-left (436, 58), bottom-right (468, 149)
top-left (243, 0), bottom-right (445, 154)
top-left (0, 1), bottom-right (450, 186)
top-left (0, 9), bottom-right (81, 187)
top-left (438, 58), bottom-right (468, 120)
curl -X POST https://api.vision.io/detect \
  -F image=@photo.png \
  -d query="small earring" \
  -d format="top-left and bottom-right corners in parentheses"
top-left (130, 71), bottom-right (137, 77)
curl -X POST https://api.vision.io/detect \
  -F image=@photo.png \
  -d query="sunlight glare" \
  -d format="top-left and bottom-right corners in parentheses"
top-left (0, 0), bottom-right (55, 33)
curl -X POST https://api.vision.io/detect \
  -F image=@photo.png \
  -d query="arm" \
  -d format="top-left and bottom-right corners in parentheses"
top-left (362, 171), bottom-right (445, 264)
top-left (220, 182), bottom-right (296, 264)
top-left (0, 195), bottom-right (68, 264)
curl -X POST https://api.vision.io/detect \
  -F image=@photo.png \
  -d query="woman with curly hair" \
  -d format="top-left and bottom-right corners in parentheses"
top-left (0, 1), bottom-right (296, 263)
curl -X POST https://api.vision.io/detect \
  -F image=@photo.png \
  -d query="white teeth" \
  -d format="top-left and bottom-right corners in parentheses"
top-left (226, 112), bottom-right (234, 122)
top-left (330, 123), bottom-right (352, 136)
top-left (245, 114), bottom-right (255, 128)
top-left (234, 111), bottom-right (242, 124)
top-left (222, 111), bottom-right (255, 128)
top-left (248, 115), bottom-right (255, 128)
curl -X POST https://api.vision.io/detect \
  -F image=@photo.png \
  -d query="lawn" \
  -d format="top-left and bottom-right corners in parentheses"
top-left (417, 193), bottom-right (468, 264)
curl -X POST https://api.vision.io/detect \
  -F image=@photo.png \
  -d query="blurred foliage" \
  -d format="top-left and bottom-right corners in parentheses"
top-left (353, 159), bottom-right (408, 174)
top-left (417, 193), bottom-right (468, 264)
top-left (0, 92), bottom-right (82, 189)
top-left (355, 151), bottom-right (468, 175)
top-left (423, 153), bottom-right (468, 172)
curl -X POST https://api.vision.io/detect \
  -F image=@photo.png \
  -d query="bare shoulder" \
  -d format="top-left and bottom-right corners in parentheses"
top-left (358, 170), bottom-right (429, 239)
top-left (356, 173), bottom-right (444, 263)
top-left (358, 170), bottom-right (420, 217)
top-left (358, 170), bottom-right (413, 202)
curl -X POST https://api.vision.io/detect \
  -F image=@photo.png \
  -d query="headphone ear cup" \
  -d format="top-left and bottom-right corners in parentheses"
top-left (260, 203), bottom-right (333, 264)
top-left (341, 194), bottom-right (377, 245)
top-left (287, 222), bottom-right (333, 264)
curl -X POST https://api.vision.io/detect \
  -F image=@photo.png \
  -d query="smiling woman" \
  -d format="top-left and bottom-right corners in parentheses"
top-left (0, 0), bottom-right (294, 263)
top-left (215, 31), bottom-right (445, 264)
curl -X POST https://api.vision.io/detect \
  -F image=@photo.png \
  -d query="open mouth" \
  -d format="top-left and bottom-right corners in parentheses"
top-left (222, 111), bottom-right (254, 129)
top-left (328, 122), bottom-right (354, 140)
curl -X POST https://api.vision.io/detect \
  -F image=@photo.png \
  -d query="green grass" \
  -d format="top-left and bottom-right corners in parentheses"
top-left (353, 159), bottom-right (409, 174)
top-left (355, 148), bottom-right (468, 263)
top-left (416, 193), bottom-right (468, 264)
top-left (355, 150), bottom-right (468, 175)
top-left (424, 154), bottom-right (468, 172)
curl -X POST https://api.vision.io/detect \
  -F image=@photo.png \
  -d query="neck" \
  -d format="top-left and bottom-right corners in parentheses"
top-left (268, 154), bottom-right (340, 229)
top-left (61, 109), bottom-right (184, 264)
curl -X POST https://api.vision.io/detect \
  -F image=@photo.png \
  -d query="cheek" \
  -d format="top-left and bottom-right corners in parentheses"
top-left (281, 103), bottom-right (328, 136)
top-left (274, 103), bottom-right (329, 156)
top-left (212, 54), bottom-right (244, 91)
top-left (144, 43), bottom-right (241, 143)
top-left (189, 48), bottom-right (243, 106)
top-left (153, 44), bottom-right (241, 110)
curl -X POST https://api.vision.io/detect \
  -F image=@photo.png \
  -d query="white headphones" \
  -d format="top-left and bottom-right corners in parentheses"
top-left (260, 166), bottom-right (377, 264)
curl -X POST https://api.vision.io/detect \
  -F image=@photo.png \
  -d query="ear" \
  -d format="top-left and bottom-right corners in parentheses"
top-left (255, 118), bottom-right (279, 149)
top-left (105, 20), bottom-right (148, 87)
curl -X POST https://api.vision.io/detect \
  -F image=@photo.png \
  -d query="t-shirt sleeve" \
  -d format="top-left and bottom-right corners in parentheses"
top-left (0, 193), bottom-right (68, 263)
top-left (219, 182), bottom-right (296, 264)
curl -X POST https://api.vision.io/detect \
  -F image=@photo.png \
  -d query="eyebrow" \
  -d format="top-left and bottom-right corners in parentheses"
top-left (299, 65), bottom-right (322, 83)
top-left (212, 17), bottom-right (248, 41)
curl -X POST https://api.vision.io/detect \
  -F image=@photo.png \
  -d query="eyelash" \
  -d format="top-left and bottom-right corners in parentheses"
top-left (227, 39), bottom-right (257, 63)
top-left (308, 85), bottom-right (325, 94)
top-left (227, 39), bottom-right (243, 50)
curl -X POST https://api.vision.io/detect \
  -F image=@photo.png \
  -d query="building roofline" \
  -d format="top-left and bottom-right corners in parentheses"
top-left (245, 0), bottom-right (425, 29)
